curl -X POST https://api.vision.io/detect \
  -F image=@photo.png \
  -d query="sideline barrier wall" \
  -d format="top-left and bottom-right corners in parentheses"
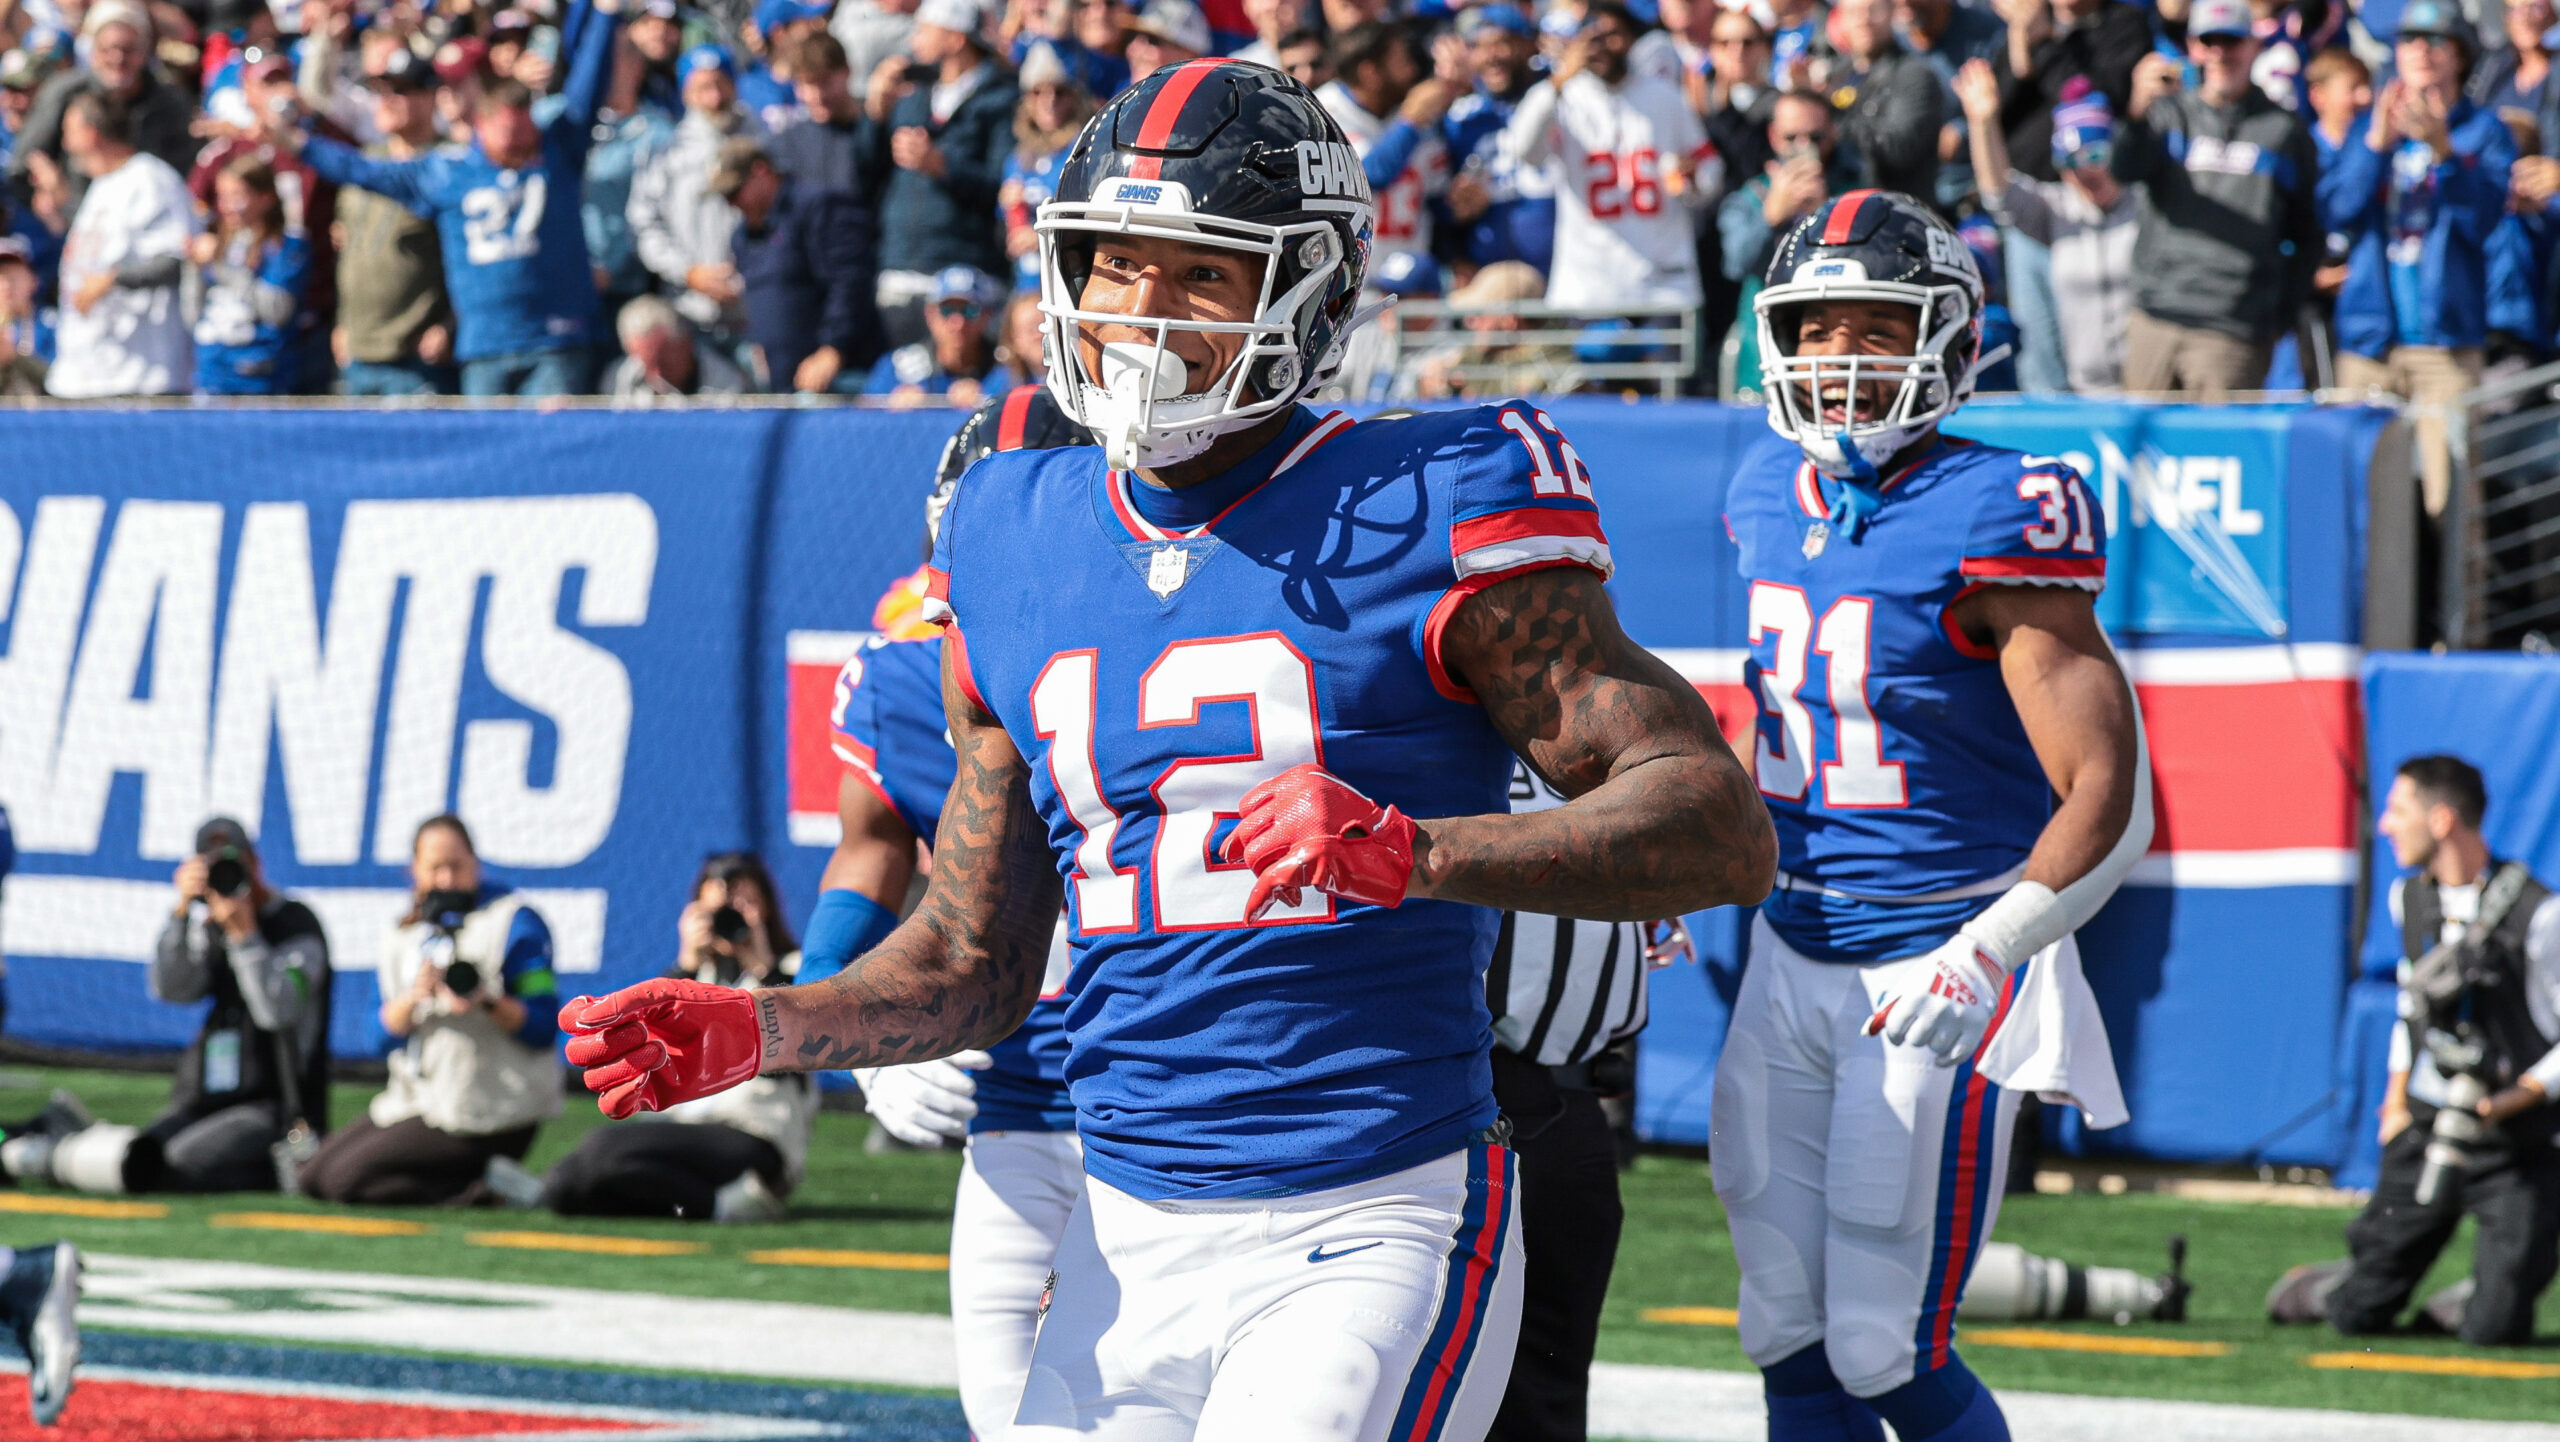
top-left (0, 399), bottom-right (2387, 1167)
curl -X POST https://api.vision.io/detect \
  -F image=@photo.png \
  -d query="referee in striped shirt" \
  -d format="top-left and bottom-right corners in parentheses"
top-left (1489, 761), bottom-right (1667, 1442)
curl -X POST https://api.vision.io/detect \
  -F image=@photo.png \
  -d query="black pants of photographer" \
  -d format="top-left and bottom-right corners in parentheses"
top-left (541, 1122), bottom-right (784, 1221)
top-left (128, 1101), bottom-right (285, 1193)
top-left (1489, 1050), bottom-right (1625, 1442)
top-left (297, 1114), bottom-right (538, 1207)
top-left (2329, 1106), bottom-right (2560, 1345)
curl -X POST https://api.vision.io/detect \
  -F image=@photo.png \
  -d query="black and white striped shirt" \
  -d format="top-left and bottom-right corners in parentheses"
top-left (1486, 763), bottom-right (1650, 1067)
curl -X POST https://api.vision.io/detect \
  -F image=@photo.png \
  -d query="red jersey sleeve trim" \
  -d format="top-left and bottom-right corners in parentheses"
top-left (921, 565), bottom-right (954, 626)
top-left (1452, 505), bottom-right (1609, 554)
top-left (1940, 582), bottom-right (2000, 660)
top-left (1958, 555), bottom-right (2106, 579)
top-left (1422, 558), bottom-right (1596, 705)
top-left (946, 625), bottom-right (989, 715)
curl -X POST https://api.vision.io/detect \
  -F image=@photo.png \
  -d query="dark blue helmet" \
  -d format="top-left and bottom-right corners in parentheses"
top-left (1035, 60), bottom-right (1375, 469)
top-left (1755, 189), bottom-right (1985, 478)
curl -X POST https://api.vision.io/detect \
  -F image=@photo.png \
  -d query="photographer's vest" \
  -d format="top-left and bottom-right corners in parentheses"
top-left (2404, 863), bottom-right (2560, 1147)
top-left (371, 894), bottom-right (564, 1137)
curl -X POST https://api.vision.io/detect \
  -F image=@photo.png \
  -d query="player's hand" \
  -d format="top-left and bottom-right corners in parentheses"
top-left (1221, 764), bottom-right (1417, 921)
top-left (1863, 932), bottom-right (2009, 1066)
top-left (564, 979), bottom-right (764, 1119)
top-left (851, 1052), bottom-right (991, 1146)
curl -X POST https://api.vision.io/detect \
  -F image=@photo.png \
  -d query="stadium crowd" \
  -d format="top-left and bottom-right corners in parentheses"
top-left (0, 0), bottom-right (2553, 411)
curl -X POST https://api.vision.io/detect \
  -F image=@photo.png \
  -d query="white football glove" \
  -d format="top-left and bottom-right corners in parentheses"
top-left (1864, 933), bottom-right (2009, 1066)
top-left (851, 1052), bottom-right (991, 1146)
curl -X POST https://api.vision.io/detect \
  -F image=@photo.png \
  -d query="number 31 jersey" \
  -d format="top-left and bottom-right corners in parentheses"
top-left (928, 403), bottom-right (1610, 1201)
top-left (1724, 434), bottom-right (2108, 965)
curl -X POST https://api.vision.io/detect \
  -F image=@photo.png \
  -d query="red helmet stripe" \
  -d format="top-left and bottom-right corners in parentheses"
top-left (996, 386), bottom-right (1037, 450)
top-left (1126, 59), bottom-right (1232, 180)
top-left (1821, 189), bottom-right (1878, 245)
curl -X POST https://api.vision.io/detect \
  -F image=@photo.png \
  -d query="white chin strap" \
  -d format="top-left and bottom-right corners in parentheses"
top-left (1087, 340), bottom-right (1223, 471)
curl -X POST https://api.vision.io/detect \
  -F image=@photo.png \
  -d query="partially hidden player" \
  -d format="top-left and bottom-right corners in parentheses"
top-left (1716, 188), bottom-right (2150, 1442)
top-left (567, 59), bottom-right (1773, 1442)
top-left (802, 386), bottom-right (1093, 1440)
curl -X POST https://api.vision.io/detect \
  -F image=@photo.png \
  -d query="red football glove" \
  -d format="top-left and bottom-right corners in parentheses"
top-left (1220, 763), bottom-right (1418, 922)
top-left (563, 978), bottom-right (764, 1119)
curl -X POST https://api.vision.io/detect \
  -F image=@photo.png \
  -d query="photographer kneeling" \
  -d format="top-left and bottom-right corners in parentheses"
top-left (489, 855), bottom-right (812, 1223)
top-left (299, 814), bottom-right (562, 1206)
top-left (2274, 756), bottom-right (2560, 1344)
top-left (5, 818), bottom-right (332, 1194)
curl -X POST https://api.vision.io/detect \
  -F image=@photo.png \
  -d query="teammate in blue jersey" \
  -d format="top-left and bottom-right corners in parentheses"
top-left (799, 386), bottom-right (1092, 1440)
top-left (567, 60), bottom-right (1771, 1442)
top-left (1715, 189), bottom-right (2151, 1442)
top-left (271, 0), bottom-right (621, 396)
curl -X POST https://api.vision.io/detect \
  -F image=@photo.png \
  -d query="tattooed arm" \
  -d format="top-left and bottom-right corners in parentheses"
top-left (752, 644), bottom-right (1064, 1072)
top-left (1411, 565), bottom-right (1775, 919)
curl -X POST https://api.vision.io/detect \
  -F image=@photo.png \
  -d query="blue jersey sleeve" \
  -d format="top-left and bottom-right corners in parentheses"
top-left (500, 904), bottom-right (562, 1047)
top-left (1956, 450), bottom-right (2108, 594)
top-left (301, 134), bottom-right (447, 214)
top-left (1443, 401), bottom-right (1613, 584)
top-left (830, 639), bottom-right (952, 838)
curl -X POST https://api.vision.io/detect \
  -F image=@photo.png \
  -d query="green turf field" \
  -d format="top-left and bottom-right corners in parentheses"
top-left (6, 1067), bottom-right (2555, 1424)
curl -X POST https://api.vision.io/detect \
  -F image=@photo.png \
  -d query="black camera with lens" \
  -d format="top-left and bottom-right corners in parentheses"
top-left (204, 847), bottom-right (251, 899)
top-left (710, 905), bottom-right (752, 946)
top-left (440, 958), bottom-right (485, 999)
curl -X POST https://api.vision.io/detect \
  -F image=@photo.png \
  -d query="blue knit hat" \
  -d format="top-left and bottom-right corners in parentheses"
top-left (2050, 77), bottom-right (2114, 167)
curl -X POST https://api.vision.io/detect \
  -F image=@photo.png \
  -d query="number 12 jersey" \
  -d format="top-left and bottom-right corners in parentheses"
top-left (927, 403), bottom-right (1609, 1201)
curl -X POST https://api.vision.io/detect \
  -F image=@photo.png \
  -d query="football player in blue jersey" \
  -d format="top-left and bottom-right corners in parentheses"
top-left (567, 59), bottom-right (1772, 1441)
top-left (801, 386), bottom-right (1093, 1441)
top-left (1715, 188), bottom-right (2151, 1442)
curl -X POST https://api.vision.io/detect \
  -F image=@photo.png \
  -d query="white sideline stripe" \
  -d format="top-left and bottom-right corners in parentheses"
top-left (1653, 645), bottom-right (2363, 688)
top-left (0, 877), bottom-right (607, 973)
top-left (2126, 849), bottom-right (2359, 888)
top-left (1584, 1361), bottom-right (2560, 1442)
top-left (72, 1256), bottom-right (2560, 1442)
top-left (788, 811), bottom-right (844, 848)
top-left (2115, 643), bottom-right (2361, 686)
top-left (786, 629), bottom-right (873, 666)
top-left (76, 1253), bottom-right (963, 1391)
top-left (1652, 648), bottom-right (1748, 685)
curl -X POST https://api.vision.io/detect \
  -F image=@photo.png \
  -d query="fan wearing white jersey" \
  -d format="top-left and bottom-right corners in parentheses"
top-left (1318, 22), bottom-right (1455, 280)
top-left (1506, 1), bottom-right (1720, 311)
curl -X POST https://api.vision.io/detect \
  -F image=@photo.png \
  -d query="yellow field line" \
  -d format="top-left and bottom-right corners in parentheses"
top-left (467, 1230), bottom-right (704, 1257)
top-left (211, 1211), bottom-right (430, 1237)
top-left (0, 1193), bottom-right (169, 1220)
top-left (1641, 1306), bottom-right (1739, 1327)
top-left (749, 1248), bottom-right (951, 1272)
top-left (1964, 1327), bottom-right (2229, 1358)
top-left (2306, 1351), bottom-right (2560, 1379)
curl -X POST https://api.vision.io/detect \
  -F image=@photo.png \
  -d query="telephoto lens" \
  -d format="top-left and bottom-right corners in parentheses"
top-left (710, 905), bottom-right (752, 946)
top-left (441, 959), bottom-right (484, 999)
top-left (205, 853), bottom-right (250, 898)
top-left (2416, 1072), bottom-right (2490, 1206)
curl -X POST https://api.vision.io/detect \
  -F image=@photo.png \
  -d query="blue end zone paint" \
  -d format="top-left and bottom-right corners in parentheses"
top-left (82, 1331), bottom-right (970, 1441)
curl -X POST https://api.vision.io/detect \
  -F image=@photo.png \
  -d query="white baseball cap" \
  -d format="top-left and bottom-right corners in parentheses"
top-left (914, 0), bottom-right (981, 34)
top-left (1129, 0), bottom-right (1210, 54)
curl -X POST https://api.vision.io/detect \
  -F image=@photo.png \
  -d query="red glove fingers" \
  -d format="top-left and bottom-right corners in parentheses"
top-left (560, 978), bottom-right (764, 1120)
top-left (1223, 764), bottom-right (1417, 920)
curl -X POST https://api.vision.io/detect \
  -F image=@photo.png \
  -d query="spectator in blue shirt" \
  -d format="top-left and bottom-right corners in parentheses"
top-left (0, 237), bottom-right (50, 394)
top-left (190, 154), bottom-right (313, 394)
top-left (865, 262), bottom-right (1013, 405)
top-left (284, 0), bottom-right (625, 397)
top-left (742, 0), bottom-right (833, 132)
top-left (999, 43), bottom-right (1091, 292)
top-left (1440, 3), bottom-right (1555, 274)
top-left (2321, 0), bottom-right (2512, 517)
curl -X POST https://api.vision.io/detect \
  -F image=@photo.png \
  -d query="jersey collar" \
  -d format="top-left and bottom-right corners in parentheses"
top-left (1103, 407), bottom-right (1356, 542)
top-left (1795, 434), bottom-right (1967, 522)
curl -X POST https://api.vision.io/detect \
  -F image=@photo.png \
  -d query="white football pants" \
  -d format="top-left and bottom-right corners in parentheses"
top-left (955, 1129), bottom-right (1089, 1440)
top-left (1006, 1141), bottom-right (1523, 1442)
top-left (1711, 917), bottom-right (2031, 1397)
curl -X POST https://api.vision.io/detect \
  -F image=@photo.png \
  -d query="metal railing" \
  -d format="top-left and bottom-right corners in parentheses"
top-left (1362, 302), bottom-right (1700, 400)
top-left (2449, 359), bottom-right (2560, 648)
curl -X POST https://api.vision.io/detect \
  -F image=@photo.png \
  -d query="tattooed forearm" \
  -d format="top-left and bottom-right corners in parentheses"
top-left (1416, 565), bottom-right (1775, 919)
top-left (757, 643), bottom-right (1064, 1073)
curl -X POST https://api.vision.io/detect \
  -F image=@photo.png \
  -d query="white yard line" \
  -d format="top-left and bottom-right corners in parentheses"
top-left (78, 1254), bottom-right (2560, 1442)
